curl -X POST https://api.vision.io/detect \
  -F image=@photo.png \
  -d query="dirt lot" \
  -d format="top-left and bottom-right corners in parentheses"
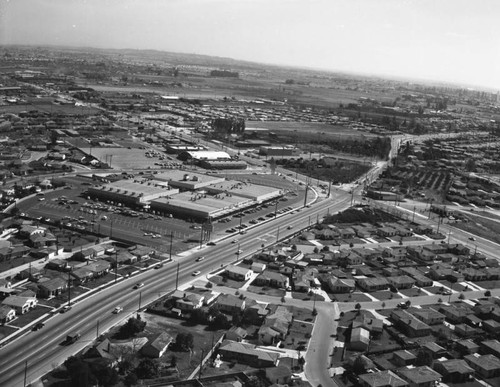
top-left (247, 285), bottom-right (286, 298)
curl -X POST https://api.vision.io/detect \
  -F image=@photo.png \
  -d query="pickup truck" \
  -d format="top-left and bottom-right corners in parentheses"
top-left (66, 332), bottom-right (81, 344)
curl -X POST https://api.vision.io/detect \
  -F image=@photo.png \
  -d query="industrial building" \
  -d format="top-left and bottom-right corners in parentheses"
top-left (153, 170), bottom-right (225, 190)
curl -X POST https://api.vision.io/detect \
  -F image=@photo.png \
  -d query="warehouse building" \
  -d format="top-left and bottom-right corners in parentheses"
top-left (177, 150), bottom-right (232, 162)
top-left (87, 180), bottom-right (179, 207)
top-left (206, 180), bottom-right (282, 203)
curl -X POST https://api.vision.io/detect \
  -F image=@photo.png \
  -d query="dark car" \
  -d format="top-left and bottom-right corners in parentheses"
top-left (32, 322), bottom-right (45, 331)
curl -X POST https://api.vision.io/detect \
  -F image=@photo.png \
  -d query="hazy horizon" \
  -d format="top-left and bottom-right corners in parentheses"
top-left (1, 0), bottom-right (499, 91)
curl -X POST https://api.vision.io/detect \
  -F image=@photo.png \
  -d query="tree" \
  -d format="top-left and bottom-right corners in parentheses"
top-left (355, 303), bottom-right (361, 313)
top-left (170, 355), bottom-right (177, 368)
top-left (415, 349), bottom-right (433, 366)
top-left (352, 355), bottom-right (368, 374)
top-left (189, 308), bottom-right (207, 325)
top-left (175, 332), bottom-right (194, 352)
top-left (116, 317), bottom-right (146, 339)
top-left (124, 372), bottom-right (138, 387)
top-left (65, 357), bottom-right (96, 387)
top-left (484, 290), bottom-right (491, 297)
top-left (91, 362), bottom-right (119, 386)
top-left (210, 312), bottom-right (229, 329)
top-left (135, 359), bottom-right (159, 379)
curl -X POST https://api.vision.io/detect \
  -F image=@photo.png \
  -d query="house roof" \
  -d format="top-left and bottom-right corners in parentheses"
top-left (435, 359), bottom-right (474, 375)
top-left (397, 366), bottom-right (442, 384)
top-left (465, 354), bottom-right (500, 371)
top-left (2, 296), bottom-right (36, 308)
top-left (219, 340), bottom-right (279, 363)
top-left (359, 370), bottom-right (408, 387)
top-left (226, 265), bottom-right (252, 276)
top-left (0, 305), bottom-right (15, 318)
top-left (143, 332), bottom-right (173, 352)
top-left (217, 294), bottom-right (244, 308)
top-left (38, 277), bottom-right (67, 291)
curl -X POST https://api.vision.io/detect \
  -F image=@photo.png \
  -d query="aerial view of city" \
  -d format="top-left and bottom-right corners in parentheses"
top-left (1, 1), bottom-right (500, 387)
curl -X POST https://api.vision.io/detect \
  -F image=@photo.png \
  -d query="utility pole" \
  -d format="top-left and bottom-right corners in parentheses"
top-left (303, 184), bottom-right (309, 207)
top-left (198, 349), bottom-right (205, 379)
top-left (138, 291), bottom-right (142, 311)
top-left (96, 320), bottom-right (99, 339)
top-left (24, 360), bottom-right (28, 387)
top-left (169, 231), bottom-right (174, 262)
top-left (276, 226), bottom-right (280, 243)
top-left (274, 201), bottom-right (278, 218)
top-left (67, 270), bottom-right (71, 306)
top-left (114, 251), bottom-right (118, 283)
top-left (175, 262), bottom-right (180, 290)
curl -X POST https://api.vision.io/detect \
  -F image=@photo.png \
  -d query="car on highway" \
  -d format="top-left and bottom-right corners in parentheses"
top-left (207, 242), bottom-right (216, 246)
top-left (60, 305), bottom-right (72, 313)
top-left (134, 283), bottom-right (144, 289)
top-left (236, 249), bottom-right (243, 255)
top-left (32, 322), bottom-right (45, 331)
top-left (287, 225), bottom-right (293, 230)
top-left (195, 256), bottom-right (205, 262)
top-left (154, 264), bottom-right (163, 269)
top-left (231, 239), bottom-right (238, 244)
top-left (469, 237), bottom-right (476, 241)
top-left (192, 270), bottom-right (201, 276)
top-left (113, 306), bottom-right (123, 314)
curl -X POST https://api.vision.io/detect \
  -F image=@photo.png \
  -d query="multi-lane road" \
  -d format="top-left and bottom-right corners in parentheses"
top-left (0, 190), bottom-right (351, 386)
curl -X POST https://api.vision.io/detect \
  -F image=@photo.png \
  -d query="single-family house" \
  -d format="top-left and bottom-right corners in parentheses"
top-left (141, 332), bottom-right (173, 358)
top-left (464, 354), bottom-right (500, 379)
top-left (216, 294), bottom-right (245, 314)
top-left (0, 305), bottom-right (15, 324)
top-left (359, 370), bottom-right (408, 387)
top-left (218, 340), bottom-right (279, 368)
top-left (37, 277), bottom-right (68, 298)
top-left (388, 275), bottom-right (415, 290)
top-left (483, 319), bottom-right (500, 334)
top-left (2, 296), bottom-right (37, 314)
top-left (456, 339), bottom-right (480, 355)
top-left (397, 365), bottom-right (442, 387)
top-left (82, 338), bottom-right (123, 367)
top-left (433, 359), bottom-right (474, 383)
top-left (253, 271), bottom-right (289, 289)
top-left (265, 366), bottom-right (292, 385)
top-left (413, 308), bottom-right (445, 326)
top-left (349, 327), bottom-right (370, 351)
top-left (327, 277), bottom-right (355, 293)
top-left (225, 265), bottom-right (253, 281)
top-left (226, 326), bottom-right (248, 342)
top-left (251, 262), bottom-right (266, 273)
top-left (357, 277), bottom-right (388, 292)
top-left (393, 350), bottom-right (417, 367)
top-left (422, 342), bottom-right (447, 359)
top-left (390, 310), bottom-right (431, 337)
top-left (481, 339), bottom-right (500, 358)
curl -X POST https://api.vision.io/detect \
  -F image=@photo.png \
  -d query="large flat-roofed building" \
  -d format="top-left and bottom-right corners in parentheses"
top-left (166, 144), bottom-right (206, 154)
top-left (153, 171), bottom-right (225, 190)
top-left (198, 159), bottom-right (247, 170)
top-left (206, 180), bottom-right (282, 202)
top-left (88, 180), bottom-right (179, 206)
top-left (178, 150), bottom-right (231, 162)
top-left (152, 191), bottom-right (251, 219)
top-left (259, 146), bottom-right (298, 157)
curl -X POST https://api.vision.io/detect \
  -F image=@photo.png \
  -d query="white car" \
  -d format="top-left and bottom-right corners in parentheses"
top-left (113, 306), bottom-right (123, 314)
top-left (192, 270), bottom-right (201, 276)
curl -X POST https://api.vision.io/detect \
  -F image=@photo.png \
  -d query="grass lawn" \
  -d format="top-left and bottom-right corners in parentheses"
top-left (423, 286), bottom-right (446, 294)
top-left (84, 272), bottom-right (116, 289)
top-left (291, 292), bottom-right (325, 302)
top-left (247, 285), bottom-right (285, 298)
top-left (0, 325), bottom-right (18, 340)
top-left (282, 320), bottom-right (314, 350)
top-left (210, 276), bottom-right (244, 290)
top-left (369, 291), bottom-right (402, 301)
top-left (399, 288), bottom-right (425, 297)
top-left (473, 280), bottom-right (500, 290)
top-left (8, 305), bottom-right (52, 328)
top-left (331, 293), bottom-right (373, 303)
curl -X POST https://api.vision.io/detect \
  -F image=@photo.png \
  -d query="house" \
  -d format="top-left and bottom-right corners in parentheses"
top-left (218, 340), bottom-right (279, 368)
top-left (327, 277), bottom-right (355, 293)
top-left (483, 319), bottom-right (500, 334)
top-left (226, 326), bottom-right (248, 342)
top-left (86, 260), bottom-right (111, 276)
top-left (357, 277), bottom-right (388, 292)
top-left (37, 277), bottom-right (68, 298)
top-left (464, 354), bottom-right (500, 379)
top-left (265, 365), bottom-right (292, 385)
top-left (433, 359), bottom-right (474, 383)
top-left (82, 338), bottom-right (123, 367)
top-left (359, 370), bottom-right (408, 387)
top-left (422, 342), bottom-right (446, 359)
top-left (388, 275), bottom-right (415, 290)
top-left (412, 275), bottom-right (433, 288)
top-left (1, 296), bottom-right (37, 314)
top-left (349, 327), bottom-right (370, 351)
top-left (0, 305), bottom-right (15, 324)
top-left (46, 259), bottom-right (71, 272)
top-left (251, 262), bottom-right (266, 273)
top-left (397, 365), bottom-right (442, 387)
top-left (215, 294), bottom-right (245, 314)
top-left (171, 290), bottom-right (205, 311)
top-left (390, 310), bottom-right (431, 337)
top-left (480, 339), bottom-right (500, 358)
top-left (225, 265), bottom-right (253, 281)
top-left (253, 271), bottom-right (289, 289)
top-left (454, 324), bottom-right (481, 338)
top-left (393, 350), bottom-right (417, 367)
top-left (438, 305), bottom-right (472, 324)
top-left (259, 306), bottom-right (293, 345)
top-left (293, 270), bottom-right (313, 293)
top-left (70, 267), bottom-right (94, 284)
top-left (456, 339), bottom-right (480, 355)
top-left (244, 301), bottom-right (269, 324)
top-left (141, 332), bottom-right (173, 358)
top-left (353, 315), bottom-right (384, 336)
top-left (412, 308), bottom-right (445, 326)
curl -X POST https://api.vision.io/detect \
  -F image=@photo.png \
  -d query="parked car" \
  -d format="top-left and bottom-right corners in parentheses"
top-left (60, 305), bottom-right (72, 313)
top-left (32, 322), bottom-right (45, 331)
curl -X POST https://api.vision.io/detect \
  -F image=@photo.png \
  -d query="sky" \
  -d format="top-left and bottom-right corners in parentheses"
top-left (1, 0), bottom-right (499, 90)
